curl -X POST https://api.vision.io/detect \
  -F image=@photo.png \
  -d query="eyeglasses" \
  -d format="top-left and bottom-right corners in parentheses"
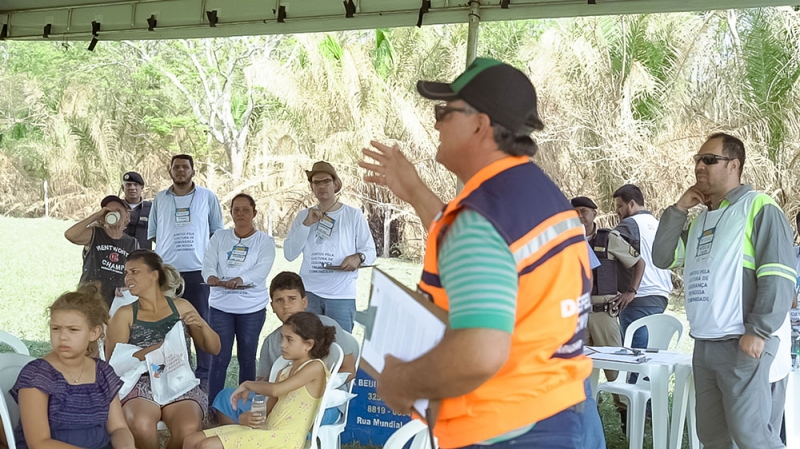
top-left (311, 178), bottom-right (333, 187)
top-left (434, 104), bottom-right (470, 122)
top-left (693, 154), bottom-right (734, 165)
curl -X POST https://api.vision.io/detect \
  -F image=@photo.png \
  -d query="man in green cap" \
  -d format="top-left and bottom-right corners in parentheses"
top-left (360, 58), bottom-right (594, 448)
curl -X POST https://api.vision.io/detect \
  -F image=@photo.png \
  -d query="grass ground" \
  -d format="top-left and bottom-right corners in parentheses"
top-left (0, 215), bottom-right (693, 448)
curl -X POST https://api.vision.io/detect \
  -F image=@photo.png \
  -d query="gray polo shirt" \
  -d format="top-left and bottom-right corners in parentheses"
top-left (256, 314), bottom-right (360, 378)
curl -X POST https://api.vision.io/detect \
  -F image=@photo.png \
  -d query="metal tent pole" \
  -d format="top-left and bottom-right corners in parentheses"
top-left (457, 0), bottom-right (481, 191)
top-left (466, 0), bottom-right (481, 67)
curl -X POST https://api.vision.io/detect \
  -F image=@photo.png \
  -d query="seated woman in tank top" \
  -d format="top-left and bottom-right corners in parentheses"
top-left (106, 249), bottom-right (221, 449)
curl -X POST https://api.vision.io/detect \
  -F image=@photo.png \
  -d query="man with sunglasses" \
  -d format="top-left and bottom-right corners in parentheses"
top-left (653, 133), bottom-right (794, 449)
top-left (360, 58), bottom-right (593, 448)
top-left (283, 160), bottom-right (376, 332)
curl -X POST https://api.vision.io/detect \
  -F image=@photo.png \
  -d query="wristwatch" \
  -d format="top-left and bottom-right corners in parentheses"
top-left (358, 252), bottom-right (366, 263)
top-left (626, 287), bottom-right (637, 294)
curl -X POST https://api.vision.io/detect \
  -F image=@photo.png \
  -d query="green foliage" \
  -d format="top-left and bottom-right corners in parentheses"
top-left (374, 29), bottom-right (395, 79)
top-left (320, 34), bottom-right (345, 61)
top-left (736, 9), bottom-right (800, 163)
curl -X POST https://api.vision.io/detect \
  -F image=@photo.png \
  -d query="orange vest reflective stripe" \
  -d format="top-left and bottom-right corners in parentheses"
top-left (418, 156), bottom-right (593, 448)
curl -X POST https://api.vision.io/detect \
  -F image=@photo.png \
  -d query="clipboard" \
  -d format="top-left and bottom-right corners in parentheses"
top-left (201, 283), bottom-right (255, 290)
top-left (322, 263), bottom-right (376, 271)
top-left (355, 268), bottom-right (448, 424)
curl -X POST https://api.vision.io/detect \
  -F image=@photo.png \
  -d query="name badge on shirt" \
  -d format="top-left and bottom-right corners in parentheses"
top-left (228, 245), bottom-right (249, 266)
top-left (315, 215), bottom-right (335, 242)
top-left (696, 227), bottom-right (715, 262)
top-left (175, 207), bottom-right (191, 226)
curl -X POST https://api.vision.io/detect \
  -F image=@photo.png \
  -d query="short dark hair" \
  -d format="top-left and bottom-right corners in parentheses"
top-left (492, 123), bottom-right (539, 157)
top-left (707, 132), bottom-right (745, 175)
top-left (230, 193), bottom-right (256, 210)
top-left (270, 271), bottom-right (306, 299)
top-left (170, 154), bottom-right (194, 170)
top-left (613, 184), bottom-right (645, 207)
top-left (463, 101), bottom-right (540, 157)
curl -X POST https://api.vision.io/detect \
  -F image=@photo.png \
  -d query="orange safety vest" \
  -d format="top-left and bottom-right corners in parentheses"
top-left (418, 156), bottom-right (593, 448)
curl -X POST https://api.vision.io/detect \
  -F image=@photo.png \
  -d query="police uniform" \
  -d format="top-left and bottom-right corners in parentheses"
top-left (586, 227), bottom-right (640, 382)
top-left (122, 171), bottom-right (152, 250)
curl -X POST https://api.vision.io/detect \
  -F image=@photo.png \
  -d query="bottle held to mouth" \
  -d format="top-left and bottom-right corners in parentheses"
top-left (105, 211), bottom-right (121, 225)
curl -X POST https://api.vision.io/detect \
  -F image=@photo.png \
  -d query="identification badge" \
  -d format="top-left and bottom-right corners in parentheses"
top-left (315, 215), bottom-right (335, 242)
top-left (227, 245), bottom-right (249, 266)
top-left (175, 207), bottom-right (191, 226)
top-left (696, 227), bottom-right (715, 261)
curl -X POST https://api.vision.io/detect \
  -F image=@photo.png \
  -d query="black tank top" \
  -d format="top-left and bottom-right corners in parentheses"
top-left (79, 227), bottom-right (137, 306)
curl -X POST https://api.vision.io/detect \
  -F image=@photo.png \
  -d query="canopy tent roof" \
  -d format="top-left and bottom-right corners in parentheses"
top-left (0, 0), bottom-right (793, 41)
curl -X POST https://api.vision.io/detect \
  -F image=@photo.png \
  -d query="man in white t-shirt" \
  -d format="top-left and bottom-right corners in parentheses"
top-left (148, 154), bottom-right (224, 386)
top-left (613, 184), bottom-right (674, 356)
top-left (284, 161), bottom-right (376, 332)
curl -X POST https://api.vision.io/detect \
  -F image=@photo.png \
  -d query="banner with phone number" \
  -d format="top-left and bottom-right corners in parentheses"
top-left (340, 368), bottom-right (411, 445)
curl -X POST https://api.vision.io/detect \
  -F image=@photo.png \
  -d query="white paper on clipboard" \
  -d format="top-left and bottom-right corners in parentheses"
top-left (358, 269), bottom-right (447, 415)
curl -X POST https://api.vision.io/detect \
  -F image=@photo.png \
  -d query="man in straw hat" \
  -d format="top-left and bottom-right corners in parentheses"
top-left (283, 161), bottom-right (376, 332)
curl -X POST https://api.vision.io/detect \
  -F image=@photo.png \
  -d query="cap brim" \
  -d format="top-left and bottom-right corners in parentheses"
top-left (417, 81), bottom-right (459, 100)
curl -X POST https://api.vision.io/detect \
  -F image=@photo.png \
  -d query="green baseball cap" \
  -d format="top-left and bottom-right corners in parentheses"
top-left (417, 58), bottom-right (544, 135)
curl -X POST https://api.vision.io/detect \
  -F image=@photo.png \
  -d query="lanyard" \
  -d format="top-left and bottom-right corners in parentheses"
top-left (171, 189), bottom-right (197, 211)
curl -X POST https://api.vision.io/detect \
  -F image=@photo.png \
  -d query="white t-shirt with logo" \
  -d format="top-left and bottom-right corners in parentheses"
top-left (148, 185), bottom-right (224, 272)
top-left (202, 229), bottom-right (276, 314)
top-left (283, 204), bottom-right (376, 299)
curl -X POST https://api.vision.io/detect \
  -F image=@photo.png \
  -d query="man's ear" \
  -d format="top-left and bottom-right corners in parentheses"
top-left (476, 113), bottom-right (493, 137)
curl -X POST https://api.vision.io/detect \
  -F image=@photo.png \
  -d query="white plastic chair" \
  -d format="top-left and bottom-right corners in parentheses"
top-left (0, 352), bottom-right (36, 449)
top-left (597, 314), bottom-right (683, 446)
top-left (0, 331), bottom-right (29, 356)
top-left (307, 343), bottom-right (343, 449)
top-left (316, 340), bottom-right (361, 449)
top-left (383, 419), bottom-right (438, 449)
top-left (267, 344), bottom-right (346, 449)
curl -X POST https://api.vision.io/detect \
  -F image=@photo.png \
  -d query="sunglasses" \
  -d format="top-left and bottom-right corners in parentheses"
top-left (693, 154), bottom-right (734, 165)
top-left (434, 104), bottom-right (470, 122)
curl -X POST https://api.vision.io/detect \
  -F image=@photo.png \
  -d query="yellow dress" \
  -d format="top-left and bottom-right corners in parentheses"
top-left (204, 359), bottom-right (329, 449)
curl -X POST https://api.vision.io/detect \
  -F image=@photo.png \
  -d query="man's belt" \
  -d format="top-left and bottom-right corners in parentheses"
top-left (590, 301), bottom-right (620, 317)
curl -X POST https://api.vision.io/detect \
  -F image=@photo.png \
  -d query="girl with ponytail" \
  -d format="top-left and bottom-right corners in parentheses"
top-left (184, 312), bottom-right (335, 449)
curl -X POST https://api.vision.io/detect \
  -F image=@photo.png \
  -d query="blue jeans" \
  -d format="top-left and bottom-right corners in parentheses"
top-left (306, 291), bottom-right (355, 332)
top-left (213, 388), bottom-right (341, 425)
top-left (208, 307), bottom-right (266, 405)
top-left (457, 405), bottom-right (584, 449)
top-left (181, 270), bottom-right (211, 385)
top-left (619, 303), bottom-right (666, 383)
top-left (582, 379), bottom-right (606, 449)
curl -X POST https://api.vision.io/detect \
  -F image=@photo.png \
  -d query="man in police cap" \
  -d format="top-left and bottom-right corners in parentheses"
top-left (121, 171), bottom-right (152, 250)
top-left (572, 196), bottom-right (644, 382)
top-left (361, 58), bottom-right (593, 448)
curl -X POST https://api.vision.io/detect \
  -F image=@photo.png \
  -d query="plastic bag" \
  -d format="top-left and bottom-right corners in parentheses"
top-left (108, 343), bottom-right (147, 399)
top-left (145, 321), bottom-right (199, 405)
top-left (109, 289), bottom-right (138, 318)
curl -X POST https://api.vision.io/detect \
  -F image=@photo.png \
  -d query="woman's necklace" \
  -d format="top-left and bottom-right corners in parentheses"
top-left (60, 357), bottom-right (87, 384)
top-left (234, 227), bottom-right (257, 240)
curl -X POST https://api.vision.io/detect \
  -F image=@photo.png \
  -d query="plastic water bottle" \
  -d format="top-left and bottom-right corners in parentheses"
top-left (251, 394), bottom-right (267, 428)
top-left (792, 332), bottom-right (800, 371)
